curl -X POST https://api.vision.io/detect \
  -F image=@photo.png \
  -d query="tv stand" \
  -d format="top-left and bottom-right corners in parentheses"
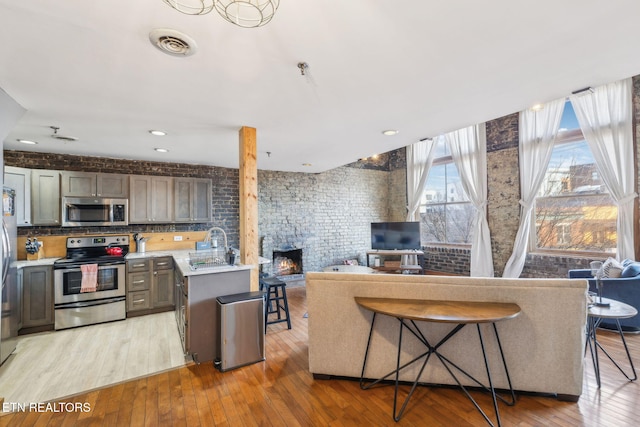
top-left (366, 250), bottom-right (424, 274)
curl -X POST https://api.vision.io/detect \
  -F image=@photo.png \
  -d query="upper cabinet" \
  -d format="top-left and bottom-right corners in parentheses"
top-left (129, 175), bottom-right (173, 223)
top-left (4, 166), bottom-right (32, 226)
top-left (31, 170), bottom-right (61, 226)
top-left (174, 178), bottom-right (212, 222)
top-left (61, 172), bottom-right (129, 198)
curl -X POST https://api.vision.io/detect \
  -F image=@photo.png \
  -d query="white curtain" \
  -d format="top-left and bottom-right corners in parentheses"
top-left (404, 139), bottom-right (437, 269)
top-left (406, 139), bottom-right (437, 221)
top-left (445, 123), bottom-right (493, 277)
top-left (570, 78), bottom-right (636, 261)
top-left (503, 98), bottom-right (565, 278)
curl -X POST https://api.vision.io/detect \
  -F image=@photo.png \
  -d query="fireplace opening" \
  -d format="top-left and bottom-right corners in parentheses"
top-left (272, 248), bottom-right (303, 277)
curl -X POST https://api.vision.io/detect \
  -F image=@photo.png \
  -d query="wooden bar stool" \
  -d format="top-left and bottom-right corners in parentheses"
top-left (260, 277), bottom-right (292, 331)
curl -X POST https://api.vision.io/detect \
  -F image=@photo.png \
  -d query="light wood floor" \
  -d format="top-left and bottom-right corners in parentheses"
top-left (2, 286), bottom-right (640, 426)
top-left (0, 311), bottom-right (186, 405)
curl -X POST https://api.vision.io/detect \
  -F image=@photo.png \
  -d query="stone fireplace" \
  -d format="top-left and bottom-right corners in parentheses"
top-left (272, 248), bottom-right (303, 279)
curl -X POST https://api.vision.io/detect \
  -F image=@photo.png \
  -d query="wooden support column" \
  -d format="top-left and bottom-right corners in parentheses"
top-left (239, 126), bottom-right (259, 291)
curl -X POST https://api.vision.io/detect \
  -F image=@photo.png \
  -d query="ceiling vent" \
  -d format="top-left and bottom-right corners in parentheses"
top-left (149, 28), bottom-right (197, 57)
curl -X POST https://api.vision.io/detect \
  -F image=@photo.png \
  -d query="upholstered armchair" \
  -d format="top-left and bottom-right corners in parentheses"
top-left (568, 268), bottom-right (640, 332)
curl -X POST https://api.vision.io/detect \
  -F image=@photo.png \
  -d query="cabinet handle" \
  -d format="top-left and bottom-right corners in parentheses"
top-left (133, 280), bottom-right (145, 284)
top-left (133, 263), bottom-right (145, 268)
top-left (133, 299), bottom-right (145, 304)
top-left (157, 262), bottom-right (168, 266)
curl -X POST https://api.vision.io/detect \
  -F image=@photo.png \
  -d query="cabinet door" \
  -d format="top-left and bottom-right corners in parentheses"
top-left (192, 178), bottom-right (212, 222)
top-left (21, 266), bottom-right (53, 328)
top-left (97, 174), bottom-right (129, 198)
top-left (4, 166), bottom-right (32, 226)
top-left (129, 175), bottom-right (152, 223)
top-left (153, 269), bottom-right (175, 308)
top-left (151, 177), bottom-right (173, 222)
top-left (31, 170), bottom-right (61, 225)
top-left (174, 178), bottom-right (193, 222)
top-left (61, 171), bottom-right (97, 197)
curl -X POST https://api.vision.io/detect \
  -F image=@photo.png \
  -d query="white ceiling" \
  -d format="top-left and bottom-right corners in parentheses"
top-left (1, 1), bottom-right (640, 173)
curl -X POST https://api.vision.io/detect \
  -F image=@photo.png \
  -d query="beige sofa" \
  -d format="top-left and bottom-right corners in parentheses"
top-left (306, 272), bottom-right (588, 400)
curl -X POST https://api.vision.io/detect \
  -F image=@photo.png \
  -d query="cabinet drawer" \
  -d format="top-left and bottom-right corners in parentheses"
top-left (127, 259), bottom-right (150, 273)
top-left (128, 272), bottom-right (150, 291)
top-left (153, 257), bottom-right (174, 271)
top-left (127, 290), bottom-right (151, 311)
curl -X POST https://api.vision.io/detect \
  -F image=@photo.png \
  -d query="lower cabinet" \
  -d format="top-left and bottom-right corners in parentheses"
top-left (126, 256), bottom-right (174, 315)
top-left (21, 265), bottom-right (54, 330)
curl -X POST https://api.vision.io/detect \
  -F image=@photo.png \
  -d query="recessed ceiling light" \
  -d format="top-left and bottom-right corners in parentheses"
top-left (149, 130), bottom-right (167, 136)
top-left (531, 104), bottom-right (544, 111)
top-left (17, 139), bottom-right (38, 145)
top-left (382, 130), bottom-right (398, 136)
top-left (302, 163), bottom-right (312, 167)
top-left (155, 148), bottom-right (169, 153)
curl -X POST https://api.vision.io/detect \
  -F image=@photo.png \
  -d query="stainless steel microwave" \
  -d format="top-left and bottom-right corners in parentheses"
top-left (62, 197), bottom-right (128, 227)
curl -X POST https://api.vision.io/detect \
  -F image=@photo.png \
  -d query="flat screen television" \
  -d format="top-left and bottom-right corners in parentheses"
top-left (371, 221), bottom-right (421, 250)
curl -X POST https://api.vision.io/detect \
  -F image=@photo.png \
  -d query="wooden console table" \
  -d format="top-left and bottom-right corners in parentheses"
top-left (366, 249), bottom-right (424, 273)
top-left (355, 297), bottom-right (521, 426)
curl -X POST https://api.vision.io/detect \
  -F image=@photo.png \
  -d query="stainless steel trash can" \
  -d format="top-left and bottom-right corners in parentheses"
top-left (215, 291), bottom-right (265, 372)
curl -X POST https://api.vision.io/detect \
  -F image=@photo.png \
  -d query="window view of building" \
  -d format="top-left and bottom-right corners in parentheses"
top-left (534, 101), bottom-right (617, 254)
top-left (419, 140), bottom-right (473, 245)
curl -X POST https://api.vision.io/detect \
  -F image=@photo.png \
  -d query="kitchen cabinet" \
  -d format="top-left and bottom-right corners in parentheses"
top-left (4, 166), bottom-right (32, 226)
top-left (129, 175), bottom-right (173, 223)
top-left (21, 265), bottom-right (54, 329)
top-left (174, 178), bottom-right (211, 222)
top-left (126, 256), bottom-right (174, 314)
top-left (31, 169), bottom-right (61, 226)
top-left (152, 257), bottom-right (174, 307)
top-left (61, 172), bottom-right (129, 198)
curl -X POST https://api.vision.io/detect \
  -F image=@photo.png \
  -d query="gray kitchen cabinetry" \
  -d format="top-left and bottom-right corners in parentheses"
top-left (61, 172), bottom-right (129, 198)
top-left (21, 265), bottom-right (54, 330)
top-left (129, 175), bottom-right (173, 223)
top-left (174, 178), bottom-right (211, 222)
top-left (4, 166), bottom-right (32, 226)
top-left (126, 256), bottom-right (174, 315)
top-left (31, 169), bottom-right (61, 226)
top-left (152, 257), bottom-right (175, 307)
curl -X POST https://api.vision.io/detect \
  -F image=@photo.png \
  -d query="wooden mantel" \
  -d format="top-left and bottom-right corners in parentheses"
top-left (239, 126), bottom-right (259, 291)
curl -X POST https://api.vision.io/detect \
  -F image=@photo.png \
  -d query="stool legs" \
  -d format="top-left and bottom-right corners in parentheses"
top-left (263, 282), bottom-right (291, 331)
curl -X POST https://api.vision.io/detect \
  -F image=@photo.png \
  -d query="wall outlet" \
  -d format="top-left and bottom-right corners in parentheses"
top-left (174, 236), bottom-right (183, 241)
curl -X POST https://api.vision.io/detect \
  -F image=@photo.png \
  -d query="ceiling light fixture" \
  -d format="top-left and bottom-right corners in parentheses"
top-left (155, 148), bottom-right (169, 153)
top-left (531, 104), bottom-right (544, 111)
top-left (382, 130), bottom-right (398, 136)
top-left (149, 130), bottom-right (167, 136)
top-left (163, 0), bottom-right (279, 28)
top-left (302, 163), bottom-right (312, 167)
top-left (17, 139), bottom-right (37, 145)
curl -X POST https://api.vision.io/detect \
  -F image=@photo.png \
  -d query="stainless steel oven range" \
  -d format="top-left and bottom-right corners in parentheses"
top-left (53, 235), bottom-right (129, 330)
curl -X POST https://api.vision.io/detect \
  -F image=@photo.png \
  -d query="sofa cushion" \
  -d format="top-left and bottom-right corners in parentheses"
top-left (601, 257), bottom-right (623, 278)
top-left (621, 262), bottom-right (640, 278)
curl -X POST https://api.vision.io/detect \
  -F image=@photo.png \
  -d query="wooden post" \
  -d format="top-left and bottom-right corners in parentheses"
top-left (239, 126), bottom-right (259, 291)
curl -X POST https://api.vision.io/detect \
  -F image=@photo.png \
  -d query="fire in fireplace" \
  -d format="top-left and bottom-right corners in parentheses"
top-left (272, 248), bottom-right (303, 276)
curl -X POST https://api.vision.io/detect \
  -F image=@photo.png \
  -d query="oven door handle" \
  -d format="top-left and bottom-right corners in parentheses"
top-left (55, 296), bottom-right (126, 309)
top-left (55, 262), bottom-right (125, 271)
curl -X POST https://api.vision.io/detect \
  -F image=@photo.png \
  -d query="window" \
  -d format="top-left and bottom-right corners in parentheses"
top-left (534, 101), bottom-right (617, 254)
top-left (419, 140), bottom-right (473, 245)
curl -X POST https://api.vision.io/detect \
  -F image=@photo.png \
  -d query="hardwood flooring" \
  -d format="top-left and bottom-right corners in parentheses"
top-left (2, 286), bottom-right (640, 426)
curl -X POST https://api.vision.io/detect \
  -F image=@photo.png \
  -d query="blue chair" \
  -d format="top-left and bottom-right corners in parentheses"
top-left (568, 269), bottom-right (640, 332)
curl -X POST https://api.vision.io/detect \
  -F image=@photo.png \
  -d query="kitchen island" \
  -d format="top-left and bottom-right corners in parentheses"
top-left (172, 253), bottom-right (254, 364)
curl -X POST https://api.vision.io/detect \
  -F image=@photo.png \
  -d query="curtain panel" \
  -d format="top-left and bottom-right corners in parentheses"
top-left (503, 98), bottom-right (565, 278)
top-left (445, 123), bottom-right (493, 277)
top-left (570, 78), bottom-right (637, 261)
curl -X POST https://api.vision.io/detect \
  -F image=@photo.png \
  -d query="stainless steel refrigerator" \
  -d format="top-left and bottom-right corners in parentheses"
top-left (1, 186), bottom-right (18, 366)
